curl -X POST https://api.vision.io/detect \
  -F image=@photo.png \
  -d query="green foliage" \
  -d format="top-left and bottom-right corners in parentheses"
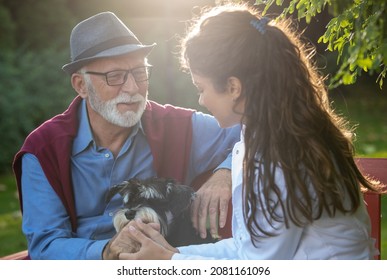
top-left (0, 212), bottom-right (26, 256)
top-left (0, 5), bottom-right (15, 51)
top-left (0, 173), bottom-right (27, 256)
top-left (1, 0), bottom-right (76, 50)
top-left (331, 92), bottom-right (387, 157)
top-left (0, 49), bottom-right (74, 173)
top-left (0, 0), bottom-right (78, 173)
top-left (255, 0), bottom-right (387, 89)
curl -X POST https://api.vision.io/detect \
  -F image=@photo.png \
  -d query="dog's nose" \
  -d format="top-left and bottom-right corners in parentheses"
top-left (125, 209), bottom-right (136, 220)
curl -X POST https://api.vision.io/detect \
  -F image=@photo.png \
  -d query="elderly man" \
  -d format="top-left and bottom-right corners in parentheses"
top-left (13, 11), bottom-right (239, 259)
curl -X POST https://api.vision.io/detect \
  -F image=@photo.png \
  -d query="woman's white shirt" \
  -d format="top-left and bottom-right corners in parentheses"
top-left (173, 130), bottom-right (377, 260)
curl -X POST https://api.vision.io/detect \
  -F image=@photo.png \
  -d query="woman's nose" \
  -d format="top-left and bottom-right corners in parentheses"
top-left (198, 94), bottom-right (204, 106)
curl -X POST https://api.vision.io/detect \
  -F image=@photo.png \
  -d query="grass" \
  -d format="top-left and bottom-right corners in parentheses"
top-left (0, 88), bottom-right (386, 259)
top-left (0, 174), bottom-right (27, 257)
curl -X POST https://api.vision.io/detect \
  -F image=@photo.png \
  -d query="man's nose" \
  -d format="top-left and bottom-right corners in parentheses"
top-left (121, 73), bottom-right (139, 92)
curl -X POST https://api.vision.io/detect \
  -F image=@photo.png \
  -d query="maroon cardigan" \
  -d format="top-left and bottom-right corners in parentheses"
top-left (13, 96), bottom-right (195, 231)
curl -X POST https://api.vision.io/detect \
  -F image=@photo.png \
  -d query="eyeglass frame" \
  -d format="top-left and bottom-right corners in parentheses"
top-left (83, 65), bottom-right (153, 86)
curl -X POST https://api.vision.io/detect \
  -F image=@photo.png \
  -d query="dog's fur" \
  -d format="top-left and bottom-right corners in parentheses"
top-left (105, 177), bottom-right (217, 249)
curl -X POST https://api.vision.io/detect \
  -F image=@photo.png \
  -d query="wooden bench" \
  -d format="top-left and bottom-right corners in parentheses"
top-left (0, 250), bottom-right (28, 260)
top-left (1, 157), bottom-right (386, 260)
top-left (356, 158), bottom-right (387, 260)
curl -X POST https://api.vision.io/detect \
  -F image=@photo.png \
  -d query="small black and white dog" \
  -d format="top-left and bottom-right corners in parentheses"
top-left (105, 177), bottom-right (217, 248)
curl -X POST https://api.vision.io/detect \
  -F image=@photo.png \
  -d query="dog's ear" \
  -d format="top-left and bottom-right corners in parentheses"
top-left (136, 177), bottom-right (167, 200)
top-left (165, 179), bottom-right (177, 196)
top-left (105, 181), bottom-right (128, 203)
top-left (166, 183), bottom-right (196, 217)
top-left (105, 179), bottom-right (141, 204)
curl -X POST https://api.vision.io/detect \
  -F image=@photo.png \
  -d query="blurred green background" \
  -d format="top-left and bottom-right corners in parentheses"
top-left (0, 0), bottom-right (386, 259)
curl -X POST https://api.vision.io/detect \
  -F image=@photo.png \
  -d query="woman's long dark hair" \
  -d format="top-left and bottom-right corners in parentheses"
top-left (180, 3), bottom-right (378, 245)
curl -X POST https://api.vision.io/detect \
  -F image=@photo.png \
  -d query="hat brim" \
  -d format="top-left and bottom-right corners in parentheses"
top-left (62, 43), bottom-right (156, 75)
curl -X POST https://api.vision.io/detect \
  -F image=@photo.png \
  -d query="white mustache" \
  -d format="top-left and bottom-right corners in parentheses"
top-left (113, 93), bottom-right (144, 104)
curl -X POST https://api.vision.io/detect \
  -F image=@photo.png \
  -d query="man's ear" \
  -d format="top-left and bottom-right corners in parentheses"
top-left (227, 76), bottom-right (242, 101)
top-left (71, 73), bottom-right (88, 98)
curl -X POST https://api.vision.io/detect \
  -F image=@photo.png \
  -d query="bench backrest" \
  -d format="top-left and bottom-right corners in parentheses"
top-left (356, 158), bottom-right (387, 260)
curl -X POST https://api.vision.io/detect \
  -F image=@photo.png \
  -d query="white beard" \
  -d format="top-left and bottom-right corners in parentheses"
top-left (85, 77), bottom-right (146, 127)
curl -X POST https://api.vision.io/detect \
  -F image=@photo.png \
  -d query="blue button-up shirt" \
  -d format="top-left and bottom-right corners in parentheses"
top-left (21, 100), bottom-right (240, 259)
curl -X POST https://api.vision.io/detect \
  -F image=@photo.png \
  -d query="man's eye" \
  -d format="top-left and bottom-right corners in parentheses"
top-left (109, 72), bottom-right (124, 79)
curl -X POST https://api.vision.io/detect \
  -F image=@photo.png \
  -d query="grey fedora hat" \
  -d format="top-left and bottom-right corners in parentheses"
top-left (62, 11), bottom-right (156, 74)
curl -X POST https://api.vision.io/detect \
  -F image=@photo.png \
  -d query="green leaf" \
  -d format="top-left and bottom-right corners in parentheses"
top-left (342, 72), bottom-right (355, 85)
top-left (260, 0), bottom-right (386, 88)
top-left (357, 58), bottom-right (373, 71)
top-left (340, 19), bottom-right (350, 28)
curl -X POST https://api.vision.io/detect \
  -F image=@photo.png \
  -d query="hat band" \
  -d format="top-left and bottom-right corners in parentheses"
top-left (74, 36), bottom-right (141, 61)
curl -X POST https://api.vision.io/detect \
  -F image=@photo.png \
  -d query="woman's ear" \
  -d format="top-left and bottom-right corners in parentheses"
top-left (71, 73), bottom-right (88, 98)
top-left (227, 76), bottom-right (242, 101)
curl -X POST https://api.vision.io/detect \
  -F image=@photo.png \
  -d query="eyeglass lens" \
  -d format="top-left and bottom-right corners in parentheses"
top-left (106, 67), bottom-right (150, 85)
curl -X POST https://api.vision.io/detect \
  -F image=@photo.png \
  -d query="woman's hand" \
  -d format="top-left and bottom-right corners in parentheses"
top-left (119, 220), bottom-right (178, 260)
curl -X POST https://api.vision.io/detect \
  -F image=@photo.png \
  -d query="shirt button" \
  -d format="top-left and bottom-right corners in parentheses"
top-left (104, 153), bottom-right (110, 158)
top-left (236, 150), bottom-right (239, 154)
top-left (109, 212), bottom-right (114, 217)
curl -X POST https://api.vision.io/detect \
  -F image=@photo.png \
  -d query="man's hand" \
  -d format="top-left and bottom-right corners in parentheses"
top-left (119, 220), bottom-right (178, 260)
top-left (102, 222), bottom-right (162, 259)
top-left (102, 225), bottom-right (141, 260)
top-left (191, 169), bottom-right (232, 239)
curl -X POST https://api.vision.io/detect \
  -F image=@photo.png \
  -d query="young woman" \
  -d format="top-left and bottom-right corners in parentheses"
top-left (118, 3), bottom-right (379, 260)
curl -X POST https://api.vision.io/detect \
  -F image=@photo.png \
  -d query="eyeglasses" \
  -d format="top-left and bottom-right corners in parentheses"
top-left (84, 65), bottom-right (152, 86)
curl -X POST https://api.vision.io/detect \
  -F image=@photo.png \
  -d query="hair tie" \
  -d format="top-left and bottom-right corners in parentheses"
top-left (250, 17), bottom-right (270, 34)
